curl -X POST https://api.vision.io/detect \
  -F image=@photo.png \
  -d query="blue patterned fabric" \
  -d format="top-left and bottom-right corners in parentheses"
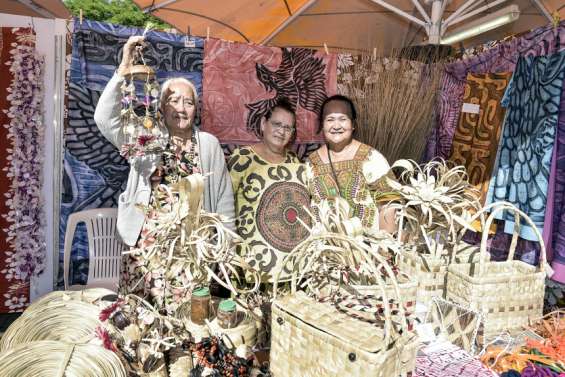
top-left (486, 51), bottom-right (565, 241)
top-left (70, 19), bottom-right (203, 92)
top-left (62, 19), bottom-right (203, 286)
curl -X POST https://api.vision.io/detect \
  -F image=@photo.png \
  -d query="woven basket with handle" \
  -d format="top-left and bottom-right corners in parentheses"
top-left (446, 202), bottom-right (546, 342)
top-left (397, 241), bottom-right (480, 308)
top-left (271, 249), bottom-right (419, 377)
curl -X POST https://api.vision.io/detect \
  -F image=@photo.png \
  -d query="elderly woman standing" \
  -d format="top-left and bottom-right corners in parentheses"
top-left (94, 36), bottom-right (234, 295)
top-left (307, 94), bottom-right (396, 233)
top-left (228, 99), bottom-right (310, 282)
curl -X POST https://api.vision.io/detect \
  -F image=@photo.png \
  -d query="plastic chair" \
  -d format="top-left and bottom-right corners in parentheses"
top-left (63, 208), bottom-right (125, 291)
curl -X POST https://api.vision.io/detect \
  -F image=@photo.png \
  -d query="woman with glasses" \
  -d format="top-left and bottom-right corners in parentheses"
top-left (94, 36), bottom-right (234, 299)
top-left (307, 94), bottom-right (396, 233)
top-left (228, 99), bottom-right (311, 282)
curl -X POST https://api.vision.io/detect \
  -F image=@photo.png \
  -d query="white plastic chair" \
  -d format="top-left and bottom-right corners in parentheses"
top-left (63, 208), bottom-right (125, 291)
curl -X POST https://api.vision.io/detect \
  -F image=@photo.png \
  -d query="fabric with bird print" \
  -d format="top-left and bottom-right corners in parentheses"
top-left (201, 38), bottom-right (337, 144)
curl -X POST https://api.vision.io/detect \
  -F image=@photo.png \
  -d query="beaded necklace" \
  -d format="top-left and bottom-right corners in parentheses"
top-left (161, 128), bottom-right (200, 184)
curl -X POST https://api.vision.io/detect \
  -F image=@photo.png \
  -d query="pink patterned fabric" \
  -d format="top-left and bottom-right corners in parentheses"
top-left (415, 342), bottom-right (497, 377)
top-left (201, 38), bottom-right (336, 144)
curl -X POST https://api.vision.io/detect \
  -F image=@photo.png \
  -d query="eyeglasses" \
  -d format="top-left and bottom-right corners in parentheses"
top-left (167, 96), bottom-right (195, 107)
top-left (269, 120), bottom-right (295, 133)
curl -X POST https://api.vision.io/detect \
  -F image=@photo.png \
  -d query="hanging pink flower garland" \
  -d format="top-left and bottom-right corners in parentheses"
top-left (1, 28), bottom-right (45, 312)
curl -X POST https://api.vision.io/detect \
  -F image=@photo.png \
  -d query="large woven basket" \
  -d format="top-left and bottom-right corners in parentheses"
top-left (446, 203), bottom-right (546, 341)
top-left (270, 291), bottom-right (418, 377)
top-left (271, 251), bottom-right (418, 377)
top-left (397, 241), bottom-right (480, 308)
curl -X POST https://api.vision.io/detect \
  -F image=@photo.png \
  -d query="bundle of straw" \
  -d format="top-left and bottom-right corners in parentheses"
top-left (127, 173), bottom-right (260, 313)
top-left (386, 159), bottom-right (481, 255)
top-left (0, 340), bottom-right (126, 377)
top-left (338, 53), bottom-right (444, 162)
top-left (0, 300), bottom-right (101, 352)
top-left (274, 198), bottom-right (405, 301)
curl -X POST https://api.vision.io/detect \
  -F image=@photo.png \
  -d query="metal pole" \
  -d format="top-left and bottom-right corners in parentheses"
top-left (143, 0), bottom-right (180, 13)
top-left (261, 0), bottom-right (318, 44)
top-left (411, 0), bottom-right (431, 23)
top-left (446, 0), bottom-right (510, 28)
top-left (428, 0), bottom-right (444, 44)
top-left (444, 0), bottom-right (479, 25)
top-left (529, 0), bottom-right (553, 23)
top-left (368, 0), bottom-right (427, 28)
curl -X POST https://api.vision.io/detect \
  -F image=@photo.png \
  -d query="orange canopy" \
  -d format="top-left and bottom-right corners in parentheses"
top-left (1, 0), bottom-right (70, 19)
top-left (133, 0), bottom-right (563, 53)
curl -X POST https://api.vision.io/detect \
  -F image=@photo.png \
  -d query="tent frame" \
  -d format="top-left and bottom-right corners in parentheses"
top-left (142, 0), bottom-right (554, 45)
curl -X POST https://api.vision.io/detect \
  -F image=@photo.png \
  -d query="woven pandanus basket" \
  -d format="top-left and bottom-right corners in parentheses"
top-left (397, 240), bottom-right (480, 308)
top-left (271, 251), bottom-right (419, 377)
top-left (446, 202), bottom-right (546, 342)
top-left (270, 291), bottom-right (418, 377)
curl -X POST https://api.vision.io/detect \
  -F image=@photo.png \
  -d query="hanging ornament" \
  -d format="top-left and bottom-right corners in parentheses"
top-left (119, 40), bottom-right (167, 161)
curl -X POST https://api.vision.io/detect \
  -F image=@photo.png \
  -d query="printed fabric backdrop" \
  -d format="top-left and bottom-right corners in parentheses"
top-left (63, 19), bottom-right (203, 286)
top-left (201, 38), bottom-right (337, 145)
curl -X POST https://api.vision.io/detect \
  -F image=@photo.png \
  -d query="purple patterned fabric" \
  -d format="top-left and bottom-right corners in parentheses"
top-left (550, 84), bottom-right (565, 283)
top-left (428, 23), bottom-right (565, 281)
top-left (428, 23), bottom-right (565, 160)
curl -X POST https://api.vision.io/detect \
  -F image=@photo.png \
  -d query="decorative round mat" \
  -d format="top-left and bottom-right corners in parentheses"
top-left (256, 181), bottom-right (310, 252)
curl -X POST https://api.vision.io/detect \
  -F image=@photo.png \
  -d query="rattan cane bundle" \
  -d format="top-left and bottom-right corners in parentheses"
top-left (0, 300), bottom-right (101, 352)
top-left (0, 340), bottom-right (126, 377)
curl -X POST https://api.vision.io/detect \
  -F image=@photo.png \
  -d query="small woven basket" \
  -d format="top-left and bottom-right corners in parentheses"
top-left (446, 202), bottom-right (546, 342)
top-left (397, 241), bottom-right (480, 308)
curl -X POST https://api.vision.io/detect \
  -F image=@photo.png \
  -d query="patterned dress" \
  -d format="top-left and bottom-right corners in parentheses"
top-left (228, 146), bottom-right (310, 282)
top-left (119, 140), bottom-right (201, 309)
top-left (306, 143), bottom-right (391, 229)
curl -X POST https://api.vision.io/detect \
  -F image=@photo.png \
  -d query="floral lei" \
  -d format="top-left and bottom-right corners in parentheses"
top-left (1, 28), bottom-right (46, 311)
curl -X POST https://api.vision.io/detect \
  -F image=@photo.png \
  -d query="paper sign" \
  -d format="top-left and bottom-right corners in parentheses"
top-left (462, 103), bottom-right (480, 114)
top-left (415, 323), bottom-right (437, 343)
top-left (184, 37), bottom-right (196, 48)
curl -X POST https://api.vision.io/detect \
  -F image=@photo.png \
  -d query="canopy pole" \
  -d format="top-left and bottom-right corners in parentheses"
top-left (367, 0), bottom-right (427, 27)
top-left (143, 0), bottom-right (180, 13)
top-left (261, 0), bottom-right (318, 45)
top-left (445, 0), bottom-right (509, 29)
top-left (428, 0), bottom-right (444, 44)
top-left (529, 0), bottom-right (553, 23)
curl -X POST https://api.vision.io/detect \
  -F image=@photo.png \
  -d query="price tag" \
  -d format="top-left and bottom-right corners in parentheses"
top-left (415, 323), bottom-right (437, 343)
top-left (184, 37), bottom-right (196, 48)
top-left (462, 102), bottom-right (480, 114)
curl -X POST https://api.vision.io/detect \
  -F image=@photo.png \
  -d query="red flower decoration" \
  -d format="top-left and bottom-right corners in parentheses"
top-left (99, 299), bottom-right (123, 322)
top-left (95, 326), bottom-right (117, 352)
top-left (137, 134), bottom-right (156, 146)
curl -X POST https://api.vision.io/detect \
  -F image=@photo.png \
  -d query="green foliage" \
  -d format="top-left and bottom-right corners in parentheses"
top-left (64, 0), bottom-right (171, 30)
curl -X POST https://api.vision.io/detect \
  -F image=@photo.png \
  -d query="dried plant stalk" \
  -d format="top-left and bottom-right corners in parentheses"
top-left (338, 52), bottom-right (444, 162)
